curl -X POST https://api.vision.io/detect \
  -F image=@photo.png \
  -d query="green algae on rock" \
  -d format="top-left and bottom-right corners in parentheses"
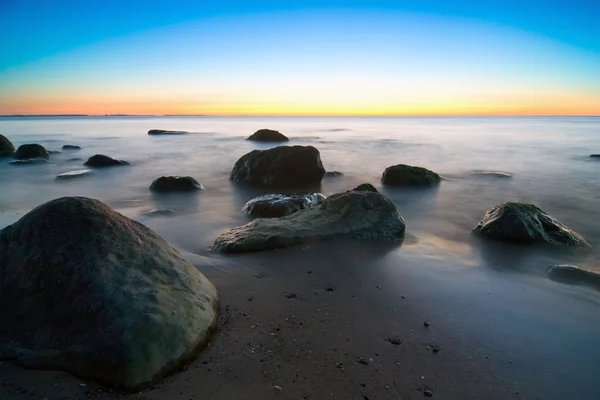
top-left (381, 164), bottom-right (441, 187)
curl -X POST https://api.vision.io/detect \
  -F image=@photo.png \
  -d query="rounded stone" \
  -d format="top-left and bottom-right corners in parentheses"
top-left (382, 164), bottom-right (440, 187)
top-left (84, 154), bottom-right (130, 167)
top-left (150, 176), bottom-right (204, 193)
top-left (246, 129), bottom-right (289, 142)
top-left (0, 134), bottom-right (15, 156)
top-left (14, 144), bottom-right (49, 160)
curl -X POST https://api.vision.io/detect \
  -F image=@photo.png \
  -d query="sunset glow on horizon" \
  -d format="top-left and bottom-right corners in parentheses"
top-left (1, 1), bottom-right (599, 116)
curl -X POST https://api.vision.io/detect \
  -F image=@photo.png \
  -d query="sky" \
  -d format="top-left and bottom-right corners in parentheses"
top-left (0, 0), bottom-right (599, 116)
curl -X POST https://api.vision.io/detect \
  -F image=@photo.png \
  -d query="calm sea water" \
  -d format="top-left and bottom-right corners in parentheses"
top-left (1, 116), bottom-right (599, 276)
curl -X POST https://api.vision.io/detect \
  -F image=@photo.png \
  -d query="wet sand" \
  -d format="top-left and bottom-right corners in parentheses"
top-left (2, 241), bottom-right (599, 400)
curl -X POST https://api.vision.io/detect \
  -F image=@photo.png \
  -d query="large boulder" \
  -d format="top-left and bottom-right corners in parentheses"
top-left (230, 145), bottom-right (325, 188)
top-left (0, 197), bottom-right (219, 390)
top-left (213, 189), bottom-right (405, 253)
top-left (84, 154), bottom-right (130, 167)
top-left (242, 193), bottom-right (326, 218)
top-left (381, 164), bottom-right (440, 187)
top-left (473, 202), bottom-right (589, 246)
top-left (150, 176), bottom-right (204, 193)
top-left (246, 129), bottom-right (289, 142)
top-left (148, 129), bottom-right (188, 135)
top-left (14, 144), bottom-right (49, 160)
top-left (0, 134), bottom-right (15, 156)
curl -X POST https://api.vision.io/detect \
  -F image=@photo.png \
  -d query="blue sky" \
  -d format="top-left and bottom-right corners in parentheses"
top-left (1, 0), bottom-right (599, 115)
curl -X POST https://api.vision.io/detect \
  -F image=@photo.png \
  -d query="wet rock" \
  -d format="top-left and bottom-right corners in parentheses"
top-left (212, 189), bottom-right (405, 253)
top-left (547, 265), bottom-right (600, 290)
top-left (353, 183), bottom-right (378, 192)
top-left (140, 208), bottom-right (176, 217)
top-left (150, 176), bottom-right (204, 193)
top-left (48, 150), bottom-right (61, 155)
top-left (62, 145), bottom-right (81, 150)
top-left (0, 197), bottom-right (219, 390)
top-left (9, 158), bottom-right (48, 165)
top-left (148, 129), bottom-right (188, 135)
top-left (382, 164), bottom-right (440, 187)
top-left (247, 129), bottom-right (289, 142)
top-left (0, 134), bottom-right (15, 156)
top-left (424, 389), bottom-right (433, 397)
top-left (471, 171), bottom-right (513, 179)
top-left (325, 171), bottom-right (344, 177)
top-left (55, 169), bottom-right (93, 180)
top-left (230, 145), bottom-right (325, 189)
top-left (242, 193), bottom-right (326, 218)
top-left (590, 154), bottom-right (600, 158)
top-left (473, 202), bottom-right (589, 247)
top-left (84, 154), bottom-right (130, 167)
top-left (14, 144), bottom-right (49, 160)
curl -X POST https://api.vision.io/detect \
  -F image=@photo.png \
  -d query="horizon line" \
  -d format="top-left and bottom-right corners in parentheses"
top-left (1, 114), bottom-right (599, 118)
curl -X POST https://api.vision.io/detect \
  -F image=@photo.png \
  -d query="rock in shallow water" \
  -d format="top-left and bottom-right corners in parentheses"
top-left (0, 134), bottom-right (15, 156)
top-left (353, 183), bottom-right (378, 192)
top-left (14, 144), bottom-right (49, 160)
top-left (242, 193), bottom-right (326, 218)
top-left (9, 158), bottom-right (48, 165)
top-left (230, 145), bottom-right (325, 189)
top-left (471, 171), bottom-right (513, 179)
top-left (0, 197), bottom-right (219, 390)
top-left (213, 189), bottom-right (405, 253)
top-left (150, 176), bottom-right (204, 193)
top-left (381, 164), bottom-right (440, 187)
top-left (55, 169), bottom-right (93, 180)
top-left (324, 171), bottom-right (344, 178)
top-left (62, 144), bottom-right (81, 150)
top-left (473, 202), bottom-right (589, 247)
top-left (148, 129), bottom-right (188, 135)
top-left (547, 265), bottom-right (600, 289)
top-left (246, 129), bottom-right (289, 142)
top-left (84, 154), bottom-right (130, 167)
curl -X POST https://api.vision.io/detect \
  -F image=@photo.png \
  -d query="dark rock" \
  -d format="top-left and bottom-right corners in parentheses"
top-left (140, 209), bottom-right (176, 217)
top-left (55, 169), bottom-right (93, 180)
top-left (230, 145), bottom-right (325, 189)
top-left (148, 129), bottom-right (188, 135)
top-left (9, 158), bottom-right (48, 165)
top-left (387, 336), bottom-right (402, 345)
top-left (424, 389), bottom-right (433, 397)
top-left (382, 164), bottom-right (440, 187)
top-left (62, 145), bottom-right (81, 150)
top-left (0, 197), bottom-right (219, 390)
top-left (242, 193), bottom-right (326, 218)
top-left (150, 176), bottom-right (204, 193)
top-left (547, 265), bottom-right (600, 290)
top-left (14, 144), bottom-right (49, 160)
top-left (246, 129), bottom-right (289, 142)
top-left (68, 157), bottom-right (83, 162)
top-left (473, 202), bottom-right (589, 246)
top-left (0, 134), bottom-right (15, 156)
top-left (591, 154), bottom-right (600, 159)
top-left (84, 154), bottom-right (130, 167)
top-left (48, 150), bottom-right (61, 155)
top-left (324, 171), bottom-right (343, 178)
top-left (212, 189), bottom-right (405, 253)
top-left (353, 183), bottom-right (378, 192)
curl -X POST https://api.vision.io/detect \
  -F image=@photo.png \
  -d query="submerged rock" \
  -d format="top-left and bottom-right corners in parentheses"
top-left (471, 171), bottom-right (513, 179)
top-left (140, 208), bottom-right (176, 217)
top-left (353, 183), bottom-right (378, 192)
top-left (382, 164), bottom-right (440, 187)
top-left (247, 129), bottom-right (289, 142)
top-left (55, 169), bottom-right (93, 180)
top-left (547, 265), bottom-right (600, 290)
top-left (148, 129), bottom-right (188, 135)
top-left (67, 157), bottom-right (83, 162)
top-left (473, 202), bottom-right (589, 246)
top-left (9, 158), bottom-right (48, 165)
top-left (0, 134), bottom-right (15, 156)
top-left (212, 189), bottom-right (405, 253)
top-left (150, 176), bottom-right (204, 193)
top-left (230, 145), bottom-right (325, 189)
top-left (84, 154), bottom-right (130, 167)
top-left (242, 193), bottom-right (326, 218)
top-left (62, 144), bottom-right (81, 150)
top-left (324, 171), bottom-right (344, 178)
top-left (0, 197), bottom-right (219, 389)
top-left (14, 144), bottom-right (49, 160)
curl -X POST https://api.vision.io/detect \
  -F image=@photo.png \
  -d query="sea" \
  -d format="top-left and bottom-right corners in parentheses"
top-left (1, 116), bottom-right (599, 276)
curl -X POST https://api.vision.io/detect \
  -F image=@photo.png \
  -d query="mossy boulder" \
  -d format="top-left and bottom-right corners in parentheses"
top-left (247, 129), bottom-right (289, 142)
top-left (150, 176), bottom-right (204, 193)
top-left (213, 189), bottom-right (405, 253)
top-left (0, 197), bottom-right (219, 390)
top-left (473, 202), bottom-right (589, 246)
top-left (242, 193), bottom-right (326, 218)
top-left (382, 164), bottom-right (440, 187)
top-left (14, 144), bottom-right (49, 160)
top-left (230, 145), bottom-right (325, 189)
top-left (0, 134), bottom-right (15, 156)
top-left (84, 154), bottom-right (130, 167)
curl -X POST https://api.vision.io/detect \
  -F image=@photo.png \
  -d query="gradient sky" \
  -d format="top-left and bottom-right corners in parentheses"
top-left (1, 0), bottom-right (599, 116)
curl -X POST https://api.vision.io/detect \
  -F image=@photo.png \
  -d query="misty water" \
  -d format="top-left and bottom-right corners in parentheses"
top-left (1, 116), bottom-right (599, 279)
